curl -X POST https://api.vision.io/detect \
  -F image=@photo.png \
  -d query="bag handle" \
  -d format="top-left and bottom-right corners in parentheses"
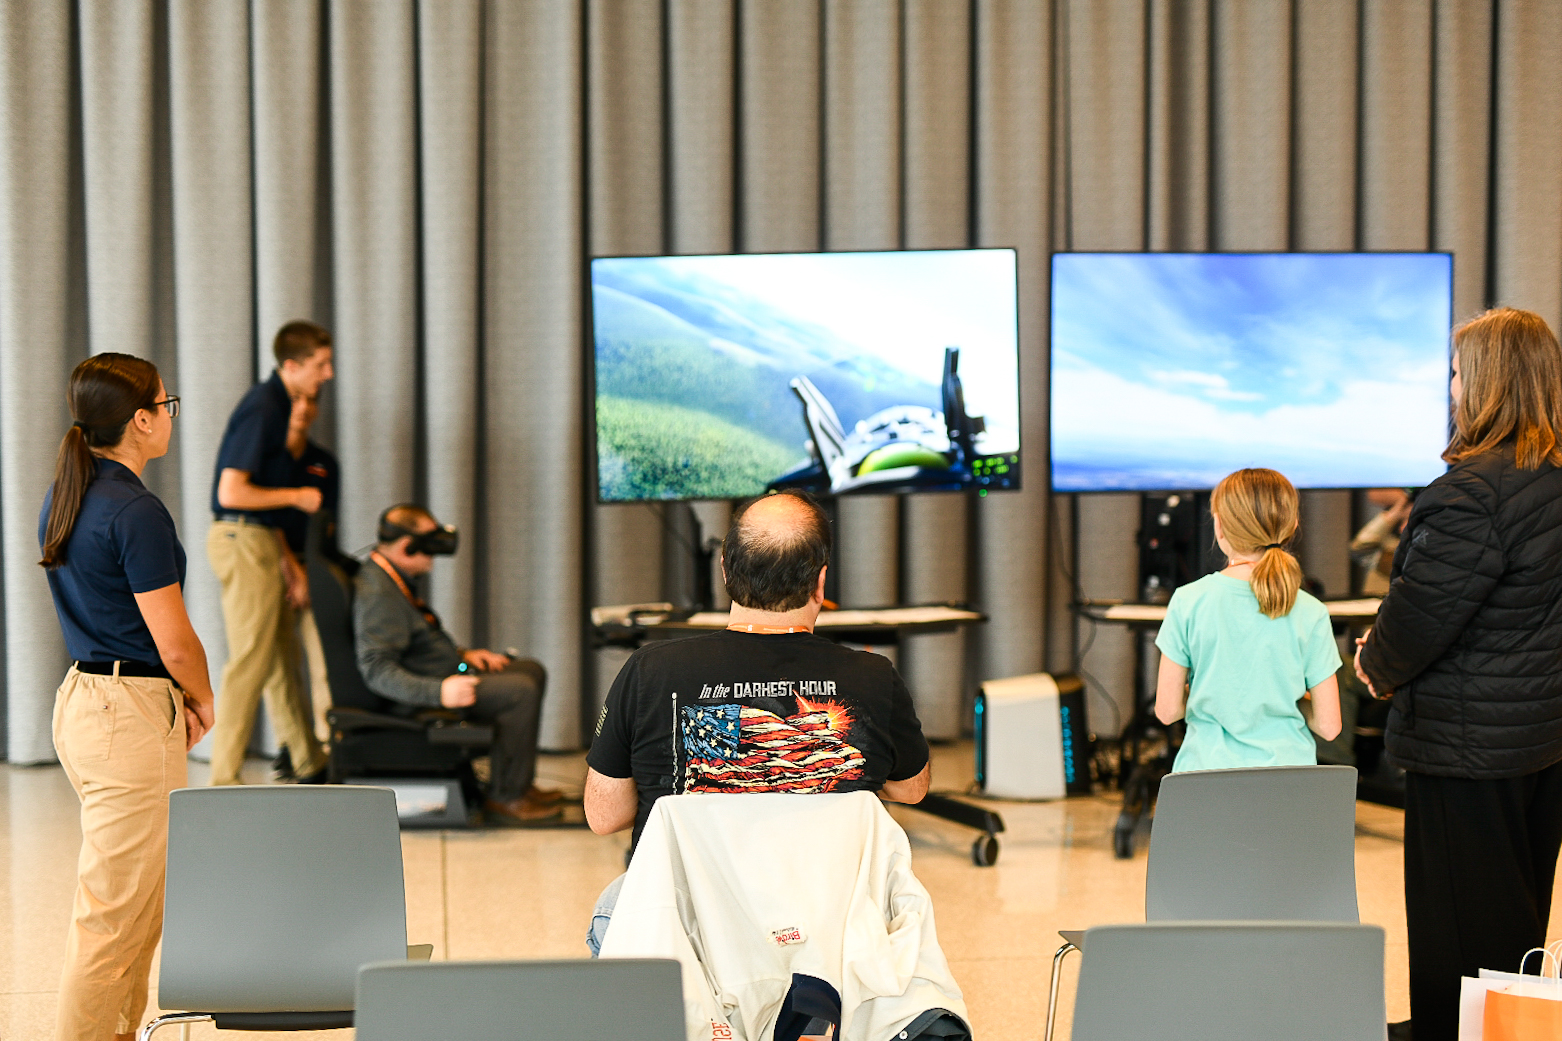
top-left (1518, 940), bottom-right (1562, 982)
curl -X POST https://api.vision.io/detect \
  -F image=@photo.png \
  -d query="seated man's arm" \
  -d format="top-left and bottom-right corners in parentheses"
top-left (584, 655), bottom-right (643, 836)
top-left (584, 767), bottom-right (638, 835)
top-left (353, 578), bottom-right (446, 707)
top-left (880, 762), bottom-right (930, 804)
top-left (879, 666), bottom-right (932, 805)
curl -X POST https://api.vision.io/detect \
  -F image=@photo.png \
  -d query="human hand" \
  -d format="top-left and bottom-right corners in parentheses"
top-left (1353, 637), bottom-right (1387, 700)
top-left (440, 674), bottom-right (479, 708)
top-left (293, 486), bottom-right (324, 514)
top-left (461, 648), bottom-right (510, 673)
top-left (1387, 497), bottom-right (1413, 531)
top-left (280, 553), bottom-right (310, 609)
top-left (184, 695), bottom-right (214, 751)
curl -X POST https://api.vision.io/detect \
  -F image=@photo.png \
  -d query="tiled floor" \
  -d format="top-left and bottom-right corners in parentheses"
top-left (3, 744), bottom-right (1557, 1040)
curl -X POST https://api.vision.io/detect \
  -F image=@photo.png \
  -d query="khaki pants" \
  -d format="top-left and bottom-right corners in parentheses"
top-left (207, 521), bottom-right (325, 784)
top-left (53, 667), bottom-right (187, 1041)
top-left (298, 606), bottom-right (333, 743)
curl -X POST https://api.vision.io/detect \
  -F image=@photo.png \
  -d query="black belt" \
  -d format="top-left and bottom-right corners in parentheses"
top-left (75, 660), bottom-right (172, 679)
top-left (214, 512), bottom-right (268, 525)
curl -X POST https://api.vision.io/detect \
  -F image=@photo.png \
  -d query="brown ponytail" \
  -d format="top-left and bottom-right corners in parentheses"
top-left (39, 353), bottom-right (161, 569)
top-left (1211, 468), bottom-right (1303, 619)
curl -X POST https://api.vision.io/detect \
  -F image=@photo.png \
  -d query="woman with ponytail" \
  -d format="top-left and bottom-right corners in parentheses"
top-left (1356, 308), bottom-right (1562, 1041)
top-left (1153, 467), bottom-right (1343, 772)
top-left (38, 353), bottom-right (215, 1041)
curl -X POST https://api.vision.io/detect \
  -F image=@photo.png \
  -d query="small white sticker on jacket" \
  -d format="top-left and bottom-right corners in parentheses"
top-left (770, 925), bottom-right (806, 947)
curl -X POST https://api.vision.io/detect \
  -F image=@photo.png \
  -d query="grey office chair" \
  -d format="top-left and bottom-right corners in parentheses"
top-left (139, 786), bottom-right (433, 1040)
top-left (1046, 765), bottom-right (1359, 1041)
top-left (1070, 922), bottom-right (1386, 1041)
top-left (354, 959), bottom-right (686, 1041)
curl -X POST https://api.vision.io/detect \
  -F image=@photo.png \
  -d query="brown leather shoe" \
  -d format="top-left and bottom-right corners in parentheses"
top-left (525, 785), bottom-right (564, 806)
top-left (484, 795), bottom-right (563, 825)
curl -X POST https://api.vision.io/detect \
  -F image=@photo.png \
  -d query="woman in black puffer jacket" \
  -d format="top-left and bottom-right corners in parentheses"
top-left (1357, 307), bottom-right (1562, 1041)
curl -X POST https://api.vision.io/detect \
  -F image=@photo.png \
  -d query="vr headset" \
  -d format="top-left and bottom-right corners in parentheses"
top-left (377, 506), bottom-right (460, 557)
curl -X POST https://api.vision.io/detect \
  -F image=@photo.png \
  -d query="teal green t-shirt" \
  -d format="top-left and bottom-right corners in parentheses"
top-left (1154, 573), bottom-right (1341, 773)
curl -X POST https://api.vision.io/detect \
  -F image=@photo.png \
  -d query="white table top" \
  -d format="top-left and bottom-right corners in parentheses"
top-left (1085, 598), bottom-right (1382, 623)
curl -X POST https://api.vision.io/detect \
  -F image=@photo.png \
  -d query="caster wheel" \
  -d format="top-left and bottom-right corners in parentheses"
top-left (971, 834), bottom-right (999, 866)
top-left (1113, 819), bottom-right (1135, 859)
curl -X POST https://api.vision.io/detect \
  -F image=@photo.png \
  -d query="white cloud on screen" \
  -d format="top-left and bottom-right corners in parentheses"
top-left (1052, 352), bottom-right (1450, 486)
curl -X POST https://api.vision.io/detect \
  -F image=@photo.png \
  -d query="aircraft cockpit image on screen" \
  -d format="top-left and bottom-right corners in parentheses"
top-left (767, 346), bottom-right (1017, 495)
top-left (589, 248), bottom-right (1022, 503)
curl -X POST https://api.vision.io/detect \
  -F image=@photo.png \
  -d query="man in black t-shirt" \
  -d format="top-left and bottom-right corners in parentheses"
top-left (583, 491), bottom-right (931, 951)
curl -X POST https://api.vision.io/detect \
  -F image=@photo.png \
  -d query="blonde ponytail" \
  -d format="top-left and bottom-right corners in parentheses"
top-left (1211, 468), bottom-right (1303, 619)
top-left (1249, 544), bottom-right (1303, 619)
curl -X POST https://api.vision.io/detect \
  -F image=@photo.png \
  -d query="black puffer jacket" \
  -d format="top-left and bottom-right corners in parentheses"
top-left (1359, 445), bottom-right (1562, 778)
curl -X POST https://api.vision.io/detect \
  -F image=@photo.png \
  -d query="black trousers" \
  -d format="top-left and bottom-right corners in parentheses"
top-left (1403, 759), bottom-right (1562, 1041)
top-left (466, 658), bottom-right (547, 803)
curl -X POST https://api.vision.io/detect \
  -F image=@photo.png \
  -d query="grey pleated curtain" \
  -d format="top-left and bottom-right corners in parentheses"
top-left (2, 0), bottom-right (1559, 763)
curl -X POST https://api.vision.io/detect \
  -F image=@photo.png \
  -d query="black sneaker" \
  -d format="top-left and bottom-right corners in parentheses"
top-left (271, 747), bottom-right (294, 782)
top-left (1388, 1020), bottom-right (1411, 1041)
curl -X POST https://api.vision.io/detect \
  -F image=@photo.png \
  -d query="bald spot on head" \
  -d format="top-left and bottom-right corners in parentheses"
top-left (733, 494), bottom-right (814, 552)
top-left (722, 490), bottom-right (831, 612)
top-left (382, 504), bottom-right (436, 539)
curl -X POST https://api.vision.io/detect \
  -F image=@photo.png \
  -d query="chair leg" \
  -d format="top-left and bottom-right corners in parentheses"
top-left (137, 1013), bottom-right (211, 1041)
top-left (1045, 942), bottom-right (1079, 1041)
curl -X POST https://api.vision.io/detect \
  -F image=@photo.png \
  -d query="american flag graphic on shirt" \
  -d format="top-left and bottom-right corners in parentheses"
top-left (680, 697), bottom-right (867, 794)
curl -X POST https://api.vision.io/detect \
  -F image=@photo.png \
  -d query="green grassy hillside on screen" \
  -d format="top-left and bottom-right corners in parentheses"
top-left (597, 396), bottom-right (801, 500)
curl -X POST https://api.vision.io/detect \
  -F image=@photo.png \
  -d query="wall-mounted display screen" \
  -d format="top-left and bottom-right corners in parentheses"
top-left (1049, 252), bottom-right (1453, 492)
top-left (590, 248), bottom-right (1021, 502)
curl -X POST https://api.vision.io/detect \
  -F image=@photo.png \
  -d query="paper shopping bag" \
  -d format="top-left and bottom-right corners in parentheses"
top-left (1483, 986), bottom-right (1562, 1041)
top-left (1461, 976), bottom-right (1502, 1040)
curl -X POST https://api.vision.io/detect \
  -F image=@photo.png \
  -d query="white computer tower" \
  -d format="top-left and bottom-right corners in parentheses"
top-left (976, 672), bottom-right (1088, 800)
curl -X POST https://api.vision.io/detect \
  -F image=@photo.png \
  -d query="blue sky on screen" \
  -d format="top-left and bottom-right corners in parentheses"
top-left (657, 250), bottom-right (1020, 433)
top-left (1051, 253), bottom-right (1452, 489)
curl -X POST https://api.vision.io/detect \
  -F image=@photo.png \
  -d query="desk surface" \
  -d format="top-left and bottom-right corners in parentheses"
top-left (674, 605), bottom-right (985, 629)
top-left (1081, 598), bottom-right (1382, 623)
top-left (592, 603), bottom-right (985, 640)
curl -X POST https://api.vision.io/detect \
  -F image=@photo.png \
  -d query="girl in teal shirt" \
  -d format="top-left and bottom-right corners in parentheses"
top-left (1154, 468), bottom-right (1343, 772)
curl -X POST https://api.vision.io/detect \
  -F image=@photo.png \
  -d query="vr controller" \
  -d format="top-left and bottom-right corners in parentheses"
top-left (377, 507), bottom-right (460, 557)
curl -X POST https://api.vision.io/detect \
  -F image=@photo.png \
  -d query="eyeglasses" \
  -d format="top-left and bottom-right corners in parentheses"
top-left (152, 396), bottom-right (180, 419)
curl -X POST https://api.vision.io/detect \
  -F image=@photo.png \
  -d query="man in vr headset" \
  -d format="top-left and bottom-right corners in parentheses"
top-left (354, 503), bottom-right (559, 823)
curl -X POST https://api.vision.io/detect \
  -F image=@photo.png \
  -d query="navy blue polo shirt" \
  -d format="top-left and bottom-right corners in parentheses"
top-left (210, 370), bottom-right (292, 523)
top-left (40, 459), bottom-right (186, 665)
top-left (276, 440), bottom-right (340, 553)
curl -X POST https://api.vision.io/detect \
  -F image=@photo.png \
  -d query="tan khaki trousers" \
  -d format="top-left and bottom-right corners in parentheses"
top-left (53, 667), bottom-right (186, 1041)
top-left (298, 606), bottom-right (333, 743)
top-left (207, 521), bottom-right (325, 784)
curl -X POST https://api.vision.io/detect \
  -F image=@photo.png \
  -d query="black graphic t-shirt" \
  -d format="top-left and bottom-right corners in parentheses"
top-left (587, 629), bottom-right (931, 847)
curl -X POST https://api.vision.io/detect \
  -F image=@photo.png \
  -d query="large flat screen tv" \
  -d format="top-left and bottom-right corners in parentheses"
top-left (1050, 252), bottom-right (1453, 492)
top-left (590, 248), bottom-right (1021, 502)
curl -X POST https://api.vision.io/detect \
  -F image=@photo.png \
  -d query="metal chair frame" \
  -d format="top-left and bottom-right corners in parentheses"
top-left (1044, 765), bottom-right (1360, 1041)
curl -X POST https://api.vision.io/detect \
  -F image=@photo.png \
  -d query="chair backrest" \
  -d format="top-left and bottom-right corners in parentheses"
top-left (1071, 922), bottom-right (1385, 1041)
top-left (305, 510), bottom-right (392, 712)
top-left (354, 959), bottom-right (686, 1041)
top-left (1146, 765), bottom-right (1359, 922)
top-left (159, 786), bottom-right (408, 1013)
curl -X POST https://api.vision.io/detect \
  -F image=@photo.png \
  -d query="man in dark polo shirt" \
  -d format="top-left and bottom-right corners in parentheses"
top-left (206, 321), bottom-right (335, 786)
